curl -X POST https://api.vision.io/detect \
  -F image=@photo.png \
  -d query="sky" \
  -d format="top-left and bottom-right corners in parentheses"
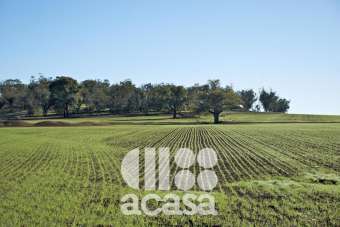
top-left (0, 0), bottom-right (339, 114)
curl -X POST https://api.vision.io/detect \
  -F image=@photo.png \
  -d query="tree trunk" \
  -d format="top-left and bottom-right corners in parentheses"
top-left (213, 112), bottom-right (220, 124)
top-left (42, 106), bottom-right (48, 116)
top-left (64, 104), bottom-right (69, 118)
top-left (173, 108), bottom-right (177, 119)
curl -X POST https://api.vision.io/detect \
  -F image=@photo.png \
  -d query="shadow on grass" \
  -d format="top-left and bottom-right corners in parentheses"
top-left (2, 119), bottom-right (340, 128)
top-left (107, 117), bottom-right (173, 122)
top-left (32, 120), bottom-right (211, 127)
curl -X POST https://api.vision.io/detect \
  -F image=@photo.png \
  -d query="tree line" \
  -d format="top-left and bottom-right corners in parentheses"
top-left (0, 76), bottom-right (290, 123)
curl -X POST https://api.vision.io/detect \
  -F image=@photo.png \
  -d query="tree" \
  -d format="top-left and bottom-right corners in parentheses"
top-left (79, 80), bottom-right (110, 112)
top-left (139, 83), bottom-right (153, 113)
top-left (24, 83), bottom-right (37, 116)
top-left (200, 80), bottom-right (241, 124)
top-left (49, 76), bottom-right (78, 117)
top-left (109, 80), bottom-right (136, 113)
top-left (0, 79), bottom-right (27, 112)
top-left (168, 85), bottom-right (187, 118)
top-left (138, 83), bottom-right (172, 113)
top-left (254, 104), bottom-right (261, 112)
top-left (0, 76), bottom-right (291, 119)
top-left (187, 83), bottom-right (209, 113)
top-left (259, 89), bottom-right (278, 112)
top-left (28, 76), bottom-right (51, 116)
top-left (271, 98), bottom-right (290, 113)
top-left (0, 96), bottom-right (5, 110)
top-left (238, 89), bottom-right (257, 111)
top-left (259, 88), bottom-right (290, 113)
top-left (148, 84), bottom-right (170, 112)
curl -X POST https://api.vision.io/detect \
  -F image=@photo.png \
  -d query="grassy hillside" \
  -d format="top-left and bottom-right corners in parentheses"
top-left (223, 112), bottom-right (340, 123)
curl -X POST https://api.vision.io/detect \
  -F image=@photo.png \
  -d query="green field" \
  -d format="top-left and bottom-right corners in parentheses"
top-left (0, 114), bottom-right (340, 226)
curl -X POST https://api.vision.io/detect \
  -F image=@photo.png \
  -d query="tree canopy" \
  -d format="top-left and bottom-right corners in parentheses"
top-left (49, 76), bottom-right (78, 117)
top-left (0, 76), bottom-right (290, 123)
top-left (197, 80), bottom-right (241, 123)
top-left (259, 89), bottom-right (290, 113)
top-left (238, 89), bottom-right (257, 111)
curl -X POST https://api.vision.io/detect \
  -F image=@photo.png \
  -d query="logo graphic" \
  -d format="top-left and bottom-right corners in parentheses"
top-left (120, 147), bottom-right (218, 216)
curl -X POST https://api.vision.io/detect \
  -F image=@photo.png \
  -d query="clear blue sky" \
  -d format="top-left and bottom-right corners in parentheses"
top-left (0, 0), bottom-right (339, 114)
